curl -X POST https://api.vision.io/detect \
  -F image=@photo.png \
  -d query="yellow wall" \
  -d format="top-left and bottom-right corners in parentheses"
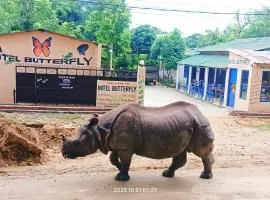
top-left (0, 30), bottom-right (101, 104)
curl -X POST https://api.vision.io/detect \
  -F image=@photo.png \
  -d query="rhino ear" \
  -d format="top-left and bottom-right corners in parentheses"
top-left (88, 117), bottom-right (99, 127)
top-left (91, 113), bottom-right (99, 118)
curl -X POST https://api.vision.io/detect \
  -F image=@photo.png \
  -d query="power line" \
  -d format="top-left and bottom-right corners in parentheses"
top-left (73, 0), bottom-right (270, 16)
top-left (128, 0), bottom-right (254, 10)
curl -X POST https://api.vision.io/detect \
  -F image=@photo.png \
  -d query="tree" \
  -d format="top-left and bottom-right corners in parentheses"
top-left (222, 24), bottom-right (240, 42)
top-left (85, 0), bottom-right (131, 69)
top-left (131, 25), bottom-right (157, 54)
top-left (234, 9), bottom-right (249, 34)
top-left (32, 0), bottom-right (59, 31)
top-left (150, 29), bottom-right (185, 79)
top-left (200, 28), bottom-right (225, 47)
top-left (0, 0), bottom-right (59, 33)
top-left (185, 33), bottom-right (203, 49)
top-left (241, 8), bottom-right (270, 38)
top-left (0, 0), bottom-right (20, 33)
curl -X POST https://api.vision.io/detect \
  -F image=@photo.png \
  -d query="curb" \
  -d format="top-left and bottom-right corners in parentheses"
top-left (0, 105), bottom-right (112, 114)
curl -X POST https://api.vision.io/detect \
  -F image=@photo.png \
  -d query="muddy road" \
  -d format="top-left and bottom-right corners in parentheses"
top-left (0, 86), bottom-right (270, 199)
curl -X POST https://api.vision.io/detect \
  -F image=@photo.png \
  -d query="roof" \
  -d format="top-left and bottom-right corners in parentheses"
top-left (198, 37), bottom-right (270, 52)
top-left (229, 49), bottom-right (270, 64)
top-left (178, 54), bottom-right (228, 68)
top-left (0, 29), bottom-right (99, 45)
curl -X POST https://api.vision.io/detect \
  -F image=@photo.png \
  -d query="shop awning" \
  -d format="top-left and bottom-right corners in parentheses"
top-left (178, 54), bottom-right (229, 69)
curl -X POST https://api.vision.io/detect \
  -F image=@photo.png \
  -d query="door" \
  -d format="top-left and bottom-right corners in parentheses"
top-left (184, 65), bottom-right (189, 87)
top-left (227, 68), bottom-right (238, 107)
top-left (199, 68), bottom-right (205, 81)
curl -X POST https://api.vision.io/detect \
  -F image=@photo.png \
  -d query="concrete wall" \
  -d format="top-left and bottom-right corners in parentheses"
top-left (249, 64), bottom-right (270, 112)
top-left (0, 30), bottom-right (102, 104)
top-left (227, 53), bottom-right (252, 111)
top-left (226, 52), bottom-right (270, 112)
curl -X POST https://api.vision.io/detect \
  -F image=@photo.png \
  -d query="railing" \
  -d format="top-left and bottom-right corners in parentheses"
top-left (179, 81), bottom-right (225, 106)
top-left (16, 66), bottom-right (138, 81)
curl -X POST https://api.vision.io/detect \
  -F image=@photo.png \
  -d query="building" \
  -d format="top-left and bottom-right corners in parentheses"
top-left (176, 37), bottom-right (270, 112)
top-left (225, 49), bottom-right (270, 112)
top-left (0, 29), bottom-right (145, 107)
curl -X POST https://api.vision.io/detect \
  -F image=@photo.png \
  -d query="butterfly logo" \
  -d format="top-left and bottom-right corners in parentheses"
top-left (77, 44), bottom-right (89, 55)
top-left (32, 37), bottom-right (52, 57)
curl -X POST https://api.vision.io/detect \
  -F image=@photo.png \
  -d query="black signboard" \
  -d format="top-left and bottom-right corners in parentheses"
top-left (58, 75), bottom-right (75, 90)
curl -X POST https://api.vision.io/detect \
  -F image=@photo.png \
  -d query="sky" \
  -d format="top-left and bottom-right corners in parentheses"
top-left (126, 0), bottom-right (270, 36)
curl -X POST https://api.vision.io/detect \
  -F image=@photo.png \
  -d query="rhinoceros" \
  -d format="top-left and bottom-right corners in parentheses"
top-left (61, 101), bottom-right (215, 181)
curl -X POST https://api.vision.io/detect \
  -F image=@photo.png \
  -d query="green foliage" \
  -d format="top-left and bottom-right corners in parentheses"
top-left (185, 33), bottom-right (203, 49)
top-left (151, 29), bottom-right (185, 71)
top-left (130, 25), bottom-right (158, 68)
top-left (131, 25), bottom-right (157, 54)
top-left (2, 1), bottom-right (270, 70)
top-left (185, 7), bottom-right (270, 49)
top-left (0, 0), bottom-right (59, 32)
top-left (200, 29), bottom-right (226, 47)
top-left (0, 0), bottom-right (20, 33)
top-left (85, 0), bottom-right (131, 69)
top-left (241, 8), bottom-right (270, 38)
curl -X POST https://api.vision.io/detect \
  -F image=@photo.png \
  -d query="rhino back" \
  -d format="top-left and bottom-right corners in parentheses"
top-left (99, 102), bottom-right (214, 159)
top-left (135, 102), bottom-right (197, 158)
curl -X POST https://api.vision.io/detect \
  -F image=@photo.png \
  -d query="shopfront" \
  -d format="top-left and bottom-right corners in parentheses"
top-left (0, 29), bottom-right (145, 107)
top-left (224, 49), bottom-right (270, 112)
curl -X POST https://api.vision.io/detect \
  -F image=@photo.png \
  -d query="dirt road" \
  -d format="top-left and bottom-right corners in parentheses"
top-left (0, 86), bottom-right (270, 199)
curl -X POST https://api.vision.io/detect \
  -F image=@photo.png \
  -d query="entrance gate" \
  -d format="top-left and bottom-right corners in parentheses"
top-left (15, 66), bottom-right (137, 105)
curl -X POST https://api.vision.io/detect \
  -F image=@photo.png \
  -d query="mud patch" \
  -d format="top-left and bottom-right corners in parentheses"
top-left (0, 115), bottom-right (43, 167)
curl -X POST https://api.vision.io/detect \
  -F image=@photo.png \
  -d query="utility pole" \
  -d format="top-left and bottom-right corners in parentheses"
top-left (109, 45), bottom-right (113, 71)
top-left (158, 54), bottom-right (163, 81)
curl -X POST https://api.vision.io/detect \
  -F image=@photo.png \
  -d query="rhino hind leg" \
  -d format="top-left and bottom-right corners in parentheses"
top-left (110, 151), bottom-right (121, 171)
top-left (200, 153), bottom-right (214, 179)
top-left (162, 151), bottom-right (187, 178)
top-left (114, 151), bottom-right (133, 181)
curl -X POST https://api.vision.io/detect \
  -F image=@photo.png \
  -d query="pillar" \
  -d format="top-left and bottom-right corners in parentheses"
top-left (176, 64), bottom-right (180, 91)
top-left (203, 67), bottom-right (209, 99)
top-left (196, 66), bottom-right (200, 82)
top-left (223, 68), bottom-right (230, 107)
top-left (214, 68), bottom-right (217, 84)
top-left (187, 65), bottom-right (192, 93)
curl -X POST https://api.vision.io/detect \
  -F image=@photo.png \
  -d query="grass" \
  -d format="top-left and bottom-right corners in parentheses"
top-left (252, 123), bottom-right (270, 130)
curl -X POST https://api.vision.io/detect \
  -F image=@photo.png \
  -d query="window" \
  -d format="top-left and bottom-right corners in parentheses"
top-left (240, 70), bottom-right (249, 100)
top-left (260, 71), bottom-right (270, 102)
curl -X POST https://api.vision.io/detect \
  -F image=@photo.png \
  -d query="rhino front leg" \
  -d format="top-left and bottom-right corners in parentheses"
top-left (114, 151), bottom-right (133, 181)
top-left (200, 153), bottom-right (214, 179)
top-left (110, 151), bottom-right (121, 171)
top-left (162, 151), bottom-right (187, 178)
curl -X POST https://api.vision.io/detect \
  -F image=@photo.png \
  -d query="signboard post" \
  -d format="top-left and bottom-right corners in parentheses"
top-left (136, 64), bottom-right (146, 105)
top-left (96, 80), bottom-right (138, 108)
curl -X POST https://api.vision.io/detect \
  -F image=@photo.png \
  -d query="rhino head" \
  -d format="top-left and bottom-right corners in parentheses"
top-left (61, 114), bottom-right (109, 159)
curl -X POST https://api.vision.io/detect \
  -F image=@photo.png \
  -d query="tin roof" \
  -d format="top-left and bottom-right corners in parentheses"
top-left (198, 37), bottom-right (270, 52)
top-left (178, 54), bottom-right (228, 68)
top-left (229, 49), bottom-right (270, 64)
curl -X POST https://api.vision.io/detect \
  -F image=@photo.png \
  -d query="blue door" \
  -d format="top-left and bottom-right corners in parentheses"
top-left (227, 68), bottom-right (238, 107)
